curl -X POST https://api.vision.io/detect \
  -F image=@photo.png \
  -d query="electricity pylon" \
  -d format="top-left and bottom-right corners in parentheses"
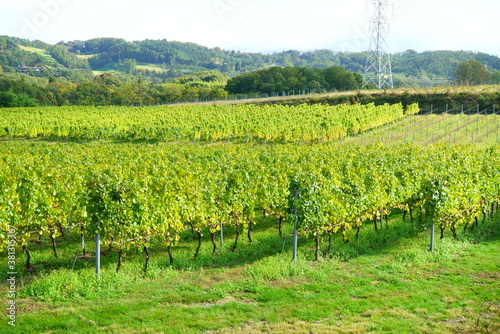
top-left (363, 0), bottom-right (394, 89)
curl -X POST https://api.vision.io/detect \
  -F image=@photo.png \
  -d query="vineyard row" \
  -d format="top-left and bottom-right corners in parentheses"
top-left (0, 103), bottom-right (419, 143)
top-left (1, 142), bottom-right (499, 268)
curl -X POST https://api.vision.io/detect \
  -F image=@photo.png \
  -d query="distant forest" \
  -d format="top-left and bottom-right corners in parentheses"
top-left (0, 35), bottom-right (500, 107)
top-left (3, 36), bottom-right (500, 82)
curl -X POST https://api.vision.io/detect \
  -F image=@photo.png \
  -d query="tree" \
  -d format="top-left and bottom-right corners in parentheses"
top-left (94, 73), bottom-right (123, 88)
top-left (225, 66), bottom-right (361, 95)
top-left (324, 66), bottom-right (361, 91)
top-left (123, 59), bottom-right (138, 75)
top-left (0, 90), bottom-right (37, 107)
top-left (454, 60), bottom-right (491, 85)
top-left (0, 37), bottom-right (6, 52)
top-left (492, 71), bottom-right (500, 84)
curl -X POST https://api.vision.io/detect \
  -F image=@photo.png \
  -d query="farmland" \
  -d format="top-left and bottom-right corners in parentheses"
top-left (346, 106), bottom-right (500, 147)
top-left (0, 100), bottom-right (499, 333)
top-left (0, 103), bottom-right (416, 143)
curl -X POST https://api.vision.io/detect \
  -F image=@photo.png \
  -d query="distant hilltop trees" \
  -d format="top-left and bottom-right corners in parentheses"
top-left (2, 35), bottom-right (500, 87)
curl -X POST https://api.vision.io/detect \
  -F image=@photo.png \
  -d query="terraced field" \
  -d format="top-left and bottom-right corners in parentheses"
top-left (17, 45), bottom-right (62, 68)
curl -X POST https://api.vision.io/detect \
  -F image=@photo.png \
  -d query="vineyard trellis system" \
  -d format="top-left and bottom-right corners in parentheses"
top-left (348, 104), bottom-right (500, 146)
top-left (0, 103), bottom-right (418, 143)
top-left (1, 142), bottom-right (499, 273)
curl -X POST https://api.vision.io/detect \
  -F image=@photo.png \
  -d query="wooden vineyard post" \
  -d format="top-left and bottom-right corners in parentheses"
top-left (476, 105), bottom-right (479, 134)
top-left (95, 234), bottom-right (100, 280)
top-left (220, 222), bottom-right (224, 250)
top-left (496, 107), bottom-right (499, 143)
top-left (380, 210), bottom-right (384, 230)
top-left (292, 188), bottom-right (299, 263)
top-left (429, 223), bottom-right (435, 252)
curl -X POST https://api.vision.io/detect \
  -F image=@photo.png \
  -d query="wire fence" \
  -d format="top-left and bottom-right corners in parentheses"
top-left (345, 104), bottom-right (500, 146)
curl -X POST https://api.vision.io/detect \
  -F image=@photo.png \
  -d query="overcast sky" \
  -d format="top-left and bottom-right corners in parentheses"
top-left (1, 0), bottom-right (499, 56)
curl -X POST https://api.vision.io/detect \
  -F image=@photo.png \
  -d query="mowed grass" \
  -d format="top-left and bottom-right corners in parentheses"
top-left (136, 62), bottom-right (169, 72)
top-left (93, 61), bottom-right (205, 76)
top-left (1, 211), bottom-right (499, 333)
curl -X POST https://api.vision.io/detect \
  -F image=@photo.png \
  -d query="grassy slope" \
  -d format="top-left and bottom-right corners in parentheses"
top-left (75, 54), bottom-right (96, 59)
top-left (1, 210), bottom-right (499, 334)
top-left (345, 112), bottom-right (500, 147)
top-left (91, 62), bottom-right (122, 75)
top-left (93, 61), bottom-right (205, 76)
top-left (17, 45), bottom-right (62, 68)
top-left (136, 62), bottom-right (169, 72)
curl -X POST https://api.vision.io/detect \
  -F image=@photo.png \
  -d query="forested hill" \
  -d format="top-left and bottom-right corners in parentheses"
top-left (0, 36), bottom-right (93, 81)
top-left (1, 35), bottom-right (500, 86)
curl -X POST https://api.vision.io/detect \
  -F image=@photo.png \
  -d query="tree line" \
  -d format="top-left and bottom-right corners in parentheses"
top-left (1, 33), bottom-right (500, 107)
top-left (0, 72), bottom-right (228, 107)
top-left (225, 66), bottom-right (363, 95)
top-left (3, 35), bottom-right (500, 85)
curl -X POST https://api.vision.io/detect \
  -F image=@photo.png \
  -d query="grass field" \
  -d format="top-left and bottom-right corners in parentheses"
top-left (75, 54), bottom-right (96, 59)
top-left (91, 62), bottom-right (122, 76)
top-left (93, 61), bottom-right (206, 76)
top-left (136, 62), bottom-right (169, 72)
top-left (1, 209), bottom-right (499, 333)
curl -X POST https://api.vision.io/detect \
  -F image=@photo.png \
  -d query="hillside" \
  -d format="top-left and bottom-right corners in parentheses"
top-left (1, 35), bottom-right (500, 87)
top-left (0, 36), bottom-right (93, 82)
